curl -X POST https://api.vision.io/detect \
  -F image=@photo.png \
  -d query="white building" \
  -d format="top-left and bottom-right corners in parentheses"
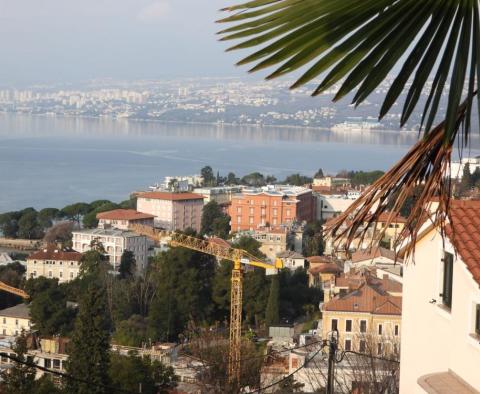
top-left (399, 200), bottom-right (480, 393)
top-left (315, 193), bottom-right (357, 221)
top-left (0, 253), bottom-right (13, 266)
top-left (96, 209), bottom-right (155, 231)
top-left (26, 248), bottom-right (82, 282)
top-left (0, 304), bottom-right (31, 336)
top-left (72, 229), bottom-right (149, 273)
top-left (276, 250), bottom-right (305, 271)
top-left (450, 156), bottom-right (480, 179)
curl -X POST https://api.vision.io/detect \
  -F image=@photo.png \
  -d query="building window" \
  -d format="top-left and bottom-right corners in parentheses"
top-left (15, 320), bottom-right (18, 326)
top-left (2, 330), bottom-right (5, 335)
top-left (378, 324), bottom-right (383, 335)
top-left (442, 252), bottom-right (454, 308)
top-left (377, 343), bottom-right (383, 355)
top-left (53, 359), bottom-right (61, 369)
top-left (59, 271), bottom-right (63, 278)
top-left (475, 304), bottom-right (480, 336)
top-left (344, 339), bottom-right (352, 351)
top-left (2, 318), bottom-right (5, 324)
top-left (45, 358), bottom-right (51, 369)
top-left (394, 325), bottom-right (399, 336)
top-left (359, 340), bottom-right (366, 353)
top-left (345, 320), bottom-right (352, 332)
top-left (360, 320), bottom-right (367, 333)
top-left (249, 207), bottom-right (254, 215)
top-left (48, 271), bottom-right (52, 278)
top-left (331, 319), bottom-right (338, 331)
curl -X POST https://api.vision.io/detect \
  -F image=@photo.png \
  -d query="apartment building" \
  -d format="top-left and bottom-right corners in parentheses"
top-left (399, 200), bottom-right (480, 393)
top-left (247, 229), bottom-right (289, 260)
top-left (96, 209), bottom-right (154, 230)
top-left (193, 186), bottom-right (242, 206)
top-left (228, 185), bottom-right (315, 232)
top-left (26, 248), bottom-right (82, 283)
top-left (136, 192), bottom-right (204, 232)
top-left (72, 229), bottom-right (148, 273)
top-left (322, 277), bottom-right (402, 356)
top-left (0, 304), bottom-right (31, 336)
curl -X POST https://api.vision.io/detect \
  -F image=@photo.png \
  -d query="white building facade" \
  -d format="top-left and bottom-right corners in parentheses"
top-left (72, 229), bottom-right (149, 273)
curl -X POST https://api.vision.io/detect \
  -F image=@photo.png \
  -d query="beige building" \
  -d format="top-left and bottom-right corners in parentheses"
top-left (26, 248), bottom-right (82, 282)
top-left (399, 200), bottom-right (480, 393)
top-left (72, 228), bottom-right (148, 273)
top-left (313, 176), bottom-right (351, 189)
top-left (193, 186), bottom-right (242, 205)
top-left (276, 251), bottom-right (305, 271)
top-left (96, 209), bottom-right (154, 230)
top-left (322, 279), bottom-right (402, 356)
top-left (0, 304), bottom-right (31, 336)
top-left (137, 192), bottom-right (204, 232)
top-left (248, 229), bottom-right (290, 261)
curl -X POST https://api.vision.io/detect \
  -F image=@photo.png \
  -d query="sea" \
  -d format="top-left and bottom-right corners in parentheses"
top-left (0, 113), bottom-right (479, 212)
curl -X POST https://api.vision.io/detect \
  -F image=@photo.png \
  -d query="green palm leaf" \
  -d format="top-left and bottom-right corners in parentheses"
top-left (218, 0), bottom-right (480, 142)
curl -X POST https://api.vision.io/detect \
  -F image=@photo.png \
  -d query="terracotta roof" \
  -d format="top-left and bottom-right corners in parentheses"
top-left (351, 247), bottom-right (401, 264)
top-left (28, 248), bottom-right (82, 262)
top-left (138, 192), bottom-right (204, 201)
top-left (307, 255), bottom-right (336, 264)
top-left (446, 200), bottom-right (480, 286)
top-left (323, 283), bottom-right (402, 315)
top-left (309, 263), bottom-right (342, 275)
top-left (96, 209), bottom-right (154, 221)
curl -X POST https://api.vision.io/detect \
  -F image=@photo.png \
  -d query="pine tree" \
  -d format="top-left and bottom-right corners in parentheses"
top-left (265, 275), bottom-right (280, 327)
top-left (65, 282), bottom-right (111, 394)
top-left (0, 332), bottom-right (36, 394)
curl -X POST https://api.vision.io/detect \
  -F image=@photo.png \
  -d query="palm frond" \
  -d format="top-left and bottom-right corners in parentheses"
top-left (218, 0), bottom-right (480, 141)
top-left (323, 96), bottom-right (471, 259)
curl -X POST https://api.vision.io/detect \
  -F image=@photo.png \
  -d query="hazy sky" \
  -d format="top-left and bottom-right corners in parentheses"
top-left (0, 0), bottom-right (253, 85)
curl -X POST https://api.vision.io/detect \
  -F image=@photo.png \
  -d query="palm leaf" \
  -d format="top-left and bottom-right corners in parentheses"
top-left (218, 0), bottom-right (479, 141)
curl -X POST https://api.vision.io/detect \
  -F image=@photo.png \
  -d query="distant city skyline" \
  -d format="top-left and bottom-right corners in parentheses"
top-left (0, 0), bottom-right (255, 86)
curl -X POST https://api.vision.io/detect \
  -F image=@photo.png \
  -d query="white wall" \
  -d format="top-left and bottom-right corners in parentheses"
top-left (400, 230), bottom-right (480, 393)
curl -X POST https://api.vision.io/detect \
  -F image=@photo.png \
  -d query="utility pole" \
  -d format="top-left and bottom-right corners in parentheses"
top-left (326, 331), bottom-right (338, 394)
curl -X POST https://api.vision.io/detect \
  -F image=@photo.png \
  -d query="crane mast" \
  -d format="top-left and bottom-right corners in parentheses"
top-left (169, 232), bottom-right (283, 384)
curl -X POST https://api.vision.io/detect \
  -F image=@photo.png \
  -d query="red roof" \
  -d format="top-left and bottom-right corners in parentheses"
top-left (351, 247), bottom-right (401, 263)
top-left (446, 200), bottom-right (480, 286)
top-left (96, 209), bottom-right (154, 221)
top-left (309, 263), bottom-right (342, 275)
top-left (28, 248), bottom-right (82, 261)
top-left (324, 282), bottom-right (402, 315)
top-left (138, 192), bottom-right (204, 201)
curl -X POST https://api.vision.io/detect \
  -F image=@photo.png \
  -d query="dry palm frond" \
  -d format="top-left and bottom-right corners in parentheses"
top-left (324, 97), bottom-right (471, 261)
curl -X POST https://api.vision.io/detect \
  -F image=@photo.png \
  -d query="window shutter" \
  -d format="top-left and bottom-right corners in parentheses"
top-left (442, 253), bottom-right (454, 308)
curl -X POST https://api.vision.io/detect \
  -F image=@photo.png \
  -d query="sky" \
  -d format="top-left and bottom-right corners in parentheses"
top-left (0, 0), bottom-right (252, 85)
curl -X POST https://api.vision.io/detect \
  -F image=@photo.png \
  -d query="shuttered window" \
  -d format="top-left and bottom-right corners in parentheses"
top-left (442, 252), bottom-right (454, 309)
top-left (476, 304), bottom-right (480, 335)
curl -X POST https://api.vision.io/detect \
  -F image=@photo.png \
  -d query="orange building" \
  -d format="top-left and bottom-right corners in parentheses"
top-left (228, 186), bottom-right (315, 232)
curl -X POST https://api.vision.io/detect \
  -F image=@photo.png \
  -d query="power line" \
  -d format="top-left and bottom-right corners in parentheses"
top-left (245, 342), bottom-right (327, 393)
top-left (2, 353), bottom-right (136, 394)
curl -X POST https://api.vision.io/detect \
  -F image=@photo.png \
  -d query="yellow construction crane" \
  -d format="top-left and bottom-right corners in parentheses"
top-left (0, 281), bottom-right (29, 299)
top-left (129, 224), bottom-right (283, 384)
top-left (169, 232), bottom-right (283, 384)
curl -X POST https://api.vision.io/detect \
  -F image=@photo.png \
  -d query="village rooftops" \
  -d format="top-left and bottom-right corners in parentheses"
top-left (351, 247), bottom-right (402, 264)
top-left (323, 282), bottom-right (402, 315)
top-left (138, 192), bottom-right (204, 201)
top-left (96, 209), bottom-right (154, 221)
top-left (0, 304), bottom-right (30, 320)
top-left (28, 248), bottom-right (82, 262)
top-left (234, 185), bottom-right (312, 198)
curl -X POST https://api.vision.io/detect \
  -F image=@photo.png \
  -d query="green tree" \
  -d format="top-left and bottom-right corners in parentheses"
top-left (241, 172), bottom-right (266, 187)
top-left (226, 172), bottom-right (239, 185)
top-left (200, 201), bottom-right (231, 238)
top-left (79, 249), bottom-right (110, 278)
top-left (109, 353), bottom-right (177, 394)
top-left (265, 275), bottom-right (280, 327)
top-left (119, 250), bottom-right (136, 279)
top-left (201, 165), bottom-right (216, 186)
top-left (26, 277), bottom-right (76, 336)
top-left (265, 175), bottom-right (277, 184)
top-left (284, 173), bottom-right (313, 186)
top-left (314, 168), bottom-right (324, 179)
top-left (458, 162), bottom-right (474, 196)
top-left (0, 212), bottom-right (20, 238)
top-left (0, 332), bottom-right (36, 394)
top-left (60, 202), bottom-right (91, 224)
top-left (302, 221), bottom-right (324, 257)
top-left (274, 375), bottom-right (305, 393)
top-left (0, 263), bottom-right (26, 309)
top-left (17, 211), bottom-right (44, 239)
top-left (113, 315), bottom-right (149, 347)
top-left (38, 208), bottom-right (59, 229)
top-left (65, 282), bottom-right (111, 394)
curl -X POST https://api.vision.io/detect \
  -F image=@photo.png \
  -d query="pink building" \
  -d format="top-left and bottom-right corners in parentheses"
top-left (96, 209), bottom-right (154, 230)
top-left (136, 192), bottom-right (204, 232)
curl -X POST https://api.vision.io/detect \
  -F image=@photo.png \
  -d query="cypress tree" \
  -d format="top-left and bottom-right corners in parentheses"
top-left (65, 282), bottom-right (111, 394)
top-left (265, 275), bottom-right (280, 327)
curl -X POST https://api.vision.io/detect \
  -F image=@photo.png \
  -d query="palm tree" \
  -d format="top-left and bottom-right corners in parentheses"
top-left (218, 0), bottom-right (480, 256)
